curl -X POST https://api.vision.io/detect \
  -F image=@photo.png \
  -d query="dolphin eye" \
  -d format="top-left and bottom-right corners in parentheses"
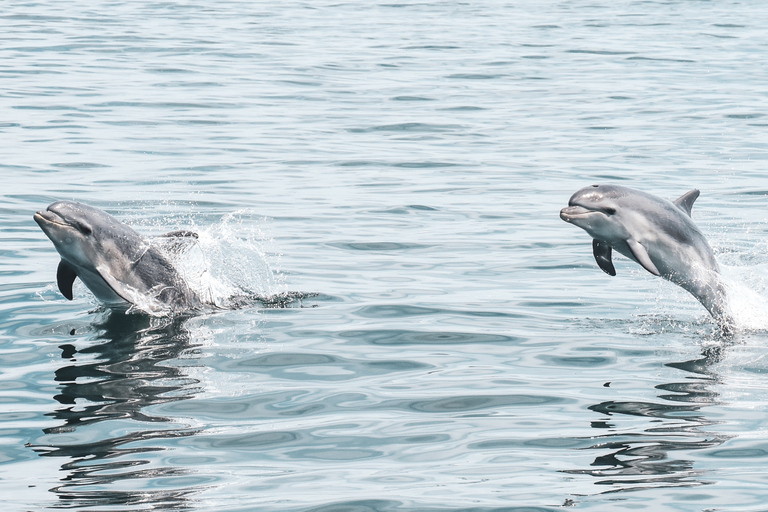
top-left (603, 207), bottom-right (616, 215)
top-left (77, 222), bottom-right (93, 235)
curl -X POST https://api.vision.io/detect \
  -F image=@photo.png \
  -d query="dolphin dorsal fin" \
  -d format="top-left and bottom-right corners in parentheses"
top-left (57, 260), bottom-right (78, 300)
top-left (674, 189), bottom-right (700, 217)
top-left (160, 230), bottom-right (198, 239)
top-left (154, 230), bottom-right (199, 255)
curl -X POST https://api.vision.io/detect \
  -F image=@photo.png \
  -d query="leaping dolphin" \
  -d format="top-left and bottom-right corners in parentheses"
top-left (560, 185), bottom-right (733, 331)
top-left (34, 201), bottom-right (202, 313)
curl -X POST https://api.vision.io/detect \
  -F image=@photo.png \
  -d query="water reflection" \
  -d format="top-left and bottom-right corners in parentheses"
top-left (567, 345), bottom-right (730, 493)
top-left (31, 312), bottom-right (203, 511)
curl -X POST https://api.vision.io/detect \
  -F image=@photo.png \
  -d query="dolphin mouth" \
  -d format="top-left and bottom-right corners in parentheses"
top-left (34, 208), bottom-right (72, 230)
top-left (559, 205), bottom-right (596, 222)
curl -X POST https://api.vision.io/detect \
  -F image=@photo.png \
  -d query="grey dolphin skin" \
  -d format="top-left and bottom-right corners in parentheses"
top-left (560, 184), bottom-right (733, 332)
top-left (34, 201), bottom-right (201, 312)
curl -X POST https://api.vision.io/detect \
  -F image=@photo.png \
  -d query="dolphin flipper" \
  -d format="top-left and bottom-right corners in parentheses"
top-left (57, 260), bottom-right (78, 300)
top-left (627, 239), bottom-right (661, 276)
top-left (592, 239), bottom-right (616, 276)
top-left (93, 265), bottom-right (132, 303)
top-left (674, 189), bottom-right (700, 217)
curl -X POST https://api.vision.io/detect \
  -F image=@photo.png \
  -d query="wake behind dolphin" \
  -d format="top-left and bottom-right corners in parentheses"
top-left (34, 201), bottom-right (203, 313)
top-left (560, 184), bottom-right (733, 333)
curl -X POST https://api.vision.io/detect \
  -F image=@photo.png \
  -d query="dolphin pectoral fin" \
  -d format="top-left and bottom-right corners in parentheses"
top-left (674, 189), bottom-right (700, 217)
top-left (592, 239), bottom-right (616, 276)
top-left (94, 265), bottom-right (133, 303)
top-left (160, 230), bottom-right (198, 239)
top-left (57, 260), bottom-right (78, 300)
top-left (627, 239), bottom-right (661, 276)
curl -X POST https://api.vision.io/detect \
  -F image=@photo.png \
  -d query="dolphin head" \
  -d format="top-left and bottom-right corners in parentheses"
top-left (34, 201), bottom-right (146, 269)
top-left (559, 184), bottom-right (631, 241)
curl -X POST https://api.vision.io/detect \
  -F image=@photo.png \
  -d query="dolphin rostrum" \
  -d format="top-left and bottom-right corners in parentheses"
top-left (34, 201), bottom-right (202, 313)
top-left (560, 184), bottom-right (733, 331)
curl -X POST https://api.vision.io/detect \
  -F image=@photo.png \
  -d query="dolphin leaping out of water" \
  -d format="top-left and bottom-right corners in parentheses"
top-left (34, 201), bottom-right (202, 313)
top-left (560, 184), bottom-right (733, 332)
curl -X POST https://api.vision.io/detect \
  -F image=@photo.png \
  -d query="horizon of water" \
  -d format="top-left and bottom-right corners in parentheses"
top-left (4, 1), bottom-right (768, 511)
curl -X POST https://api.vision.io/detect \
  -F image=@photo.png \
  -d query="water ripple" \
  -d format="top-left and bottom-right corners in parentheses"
top-left (5, 0), bottom-right (768, 510)
top-left (338, 329), bottom-right (525, 346)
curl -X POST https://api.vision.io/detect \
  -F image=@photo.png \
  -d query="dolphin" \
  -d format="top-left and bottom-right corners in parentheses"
top-left (34, 201), bottom-right (202, 313)
top-left (560, 184), bottom-right (733, 331)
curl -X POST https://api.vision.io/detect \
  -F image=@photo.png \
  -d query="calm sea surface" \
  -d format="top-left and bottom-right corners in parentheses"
top-left (3, 1), bottom-right (768, 511)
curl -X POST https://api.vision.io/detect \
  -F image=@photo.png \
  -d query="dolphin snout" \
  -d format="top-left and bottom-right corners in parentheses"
top-left (33, 208), bottom-right (64, 227)
top-left (33, 210), bottom-right (51, 225)
top-left (559, 205), bottom-right (591, 223)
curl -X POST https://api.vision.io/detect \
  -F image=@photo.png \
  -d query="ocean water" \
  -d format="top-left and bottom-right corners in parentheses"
top-left (3, 1), bottom-right (768, 510)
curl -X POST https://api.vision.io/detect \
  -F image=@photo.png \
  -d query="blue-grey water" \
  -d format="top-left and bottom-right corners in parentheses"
top-left (4, 1), bottom-right (768, 511)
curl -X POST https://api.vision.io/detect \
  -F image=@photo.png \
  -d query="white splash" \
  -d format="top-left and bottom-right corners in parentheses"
top-left (151, 209), bottom-right (284, 311)
top-left (720, 264), bottom-right (768, 332)
top-left (708, 227), bottom-right (768, 332)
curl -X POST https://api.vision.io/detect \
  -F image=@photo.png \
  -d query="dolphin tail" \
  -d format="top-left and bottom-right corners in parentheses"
top-left (682, 270), bottom-right (735, 337)
top-left (57, 260), bottom-right (78, 300)
top-left (705, 295), bottom-right (735, 338)
top-left (707, 280), bottom-right (735, 337)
